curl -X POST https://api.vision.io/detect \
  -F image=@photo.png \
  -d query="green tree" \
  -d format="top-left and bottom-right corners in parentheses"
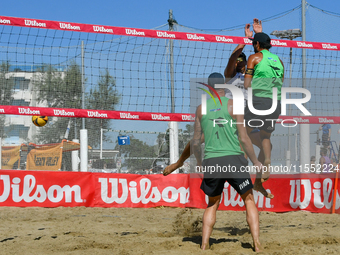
top-left (32, 62), bottom-right (83, 144)
top-left (85, 69), bottom-right (120, 147)
top-left (0, 61), bottom-right (15, 139)
top-left (156, 124), bottom-right (193, 164)
top-left (33, 64), bottom-right (119, 147)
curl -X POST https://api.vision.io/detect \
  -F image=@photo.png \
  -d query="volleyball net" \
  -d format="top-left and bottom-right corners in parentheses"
top-left (0, 15), bottom-right (339, 172)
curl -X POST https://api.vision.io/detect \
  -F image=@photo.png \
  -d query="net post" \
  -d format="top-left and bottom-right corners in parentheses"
top-left (300, 0), bottom-right (310, 171)
top-left (315, 144), bottom-right (321, 167)
top-left (80, 129), bottom-right (88, 172)
top-left (72, 139), bottom-right (80, 171)
top-left (169, 121), bottom-right (179, 172)
top-left (299, 115), bottom-right (310, 172)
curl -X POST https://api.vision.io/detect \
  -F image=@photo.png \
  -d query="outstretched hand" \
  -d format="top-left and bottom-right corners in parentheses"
top-left (163, 161), bottom-right (183, 176)
top-left (252, 18), bottom-right (262, 34)
top-left (253, 161), bottom-right (263, 173)
top-left (245, 23), bottom-right (253, 37)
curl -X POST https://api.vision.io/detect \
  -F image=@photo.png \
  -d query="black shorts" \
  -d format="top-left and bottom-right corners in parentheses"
top-left (200, 155), bottom-right (253, 197)
top-left (244, 96), bottom-right (281, 133)
top-left (322, 133), bottom-right (330, 147)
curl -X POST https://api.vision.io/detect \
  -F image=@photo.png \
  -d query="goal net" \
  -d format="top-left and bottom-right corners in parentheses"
top-left (0, 16), bottom-right (339, 172)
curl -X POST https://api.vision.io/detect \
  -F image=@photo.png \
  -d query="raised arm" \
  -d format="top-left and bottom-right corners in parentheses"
top-left (192, 105), bottom-right (203, 167)
top-left (244, 54), bottom-right (257, 89)
top-left (252, 18), bottom-right (263, 34)
top-left (224, 23), bottom-right (253, 79)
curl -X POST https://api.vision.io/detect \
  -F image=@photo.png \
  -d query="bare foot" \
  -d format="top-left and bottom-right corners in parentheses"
top-left (254, 178), bottom-right (274, 199)
top-left (163, 162), bottom-right (183, 176)
top-left (254, 240), bottom-right (263, 252)
top-left (201, 242), bottom-right (210, 250)
top-left (261, 159), bottom-right (271, 182)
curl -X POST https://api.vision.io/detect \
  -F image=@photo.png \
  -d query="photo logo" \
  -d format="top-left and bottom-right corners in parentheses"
top-left (197, 82), bottom-right (223, 115)
top-left (201, 84), bottom-right (312, 116)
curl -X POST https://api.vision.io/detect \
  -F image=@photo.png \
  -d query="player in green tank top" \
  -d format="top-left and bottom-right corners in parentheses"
top-left (244, 32), bottom-right (284, 199)
top-left (191, 72), bottom-right (263, 252)
top-left (201, 96), bottom-right (244, 159)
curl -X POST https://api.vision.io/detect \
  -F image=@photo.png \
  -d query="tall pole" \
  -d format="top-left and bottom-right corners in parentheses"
top-left (80, 41), bottom-right (88, 172)
top-left (286, 46), bottom-right (293, 167)
top-left (169, 10), bottom-right (175, 113)
top-left (168, 10), bottom-right (179, 170)
top-left (300, 0), bottom-right (310, 171)
top-left (81, 41), bottom-right (85, 129)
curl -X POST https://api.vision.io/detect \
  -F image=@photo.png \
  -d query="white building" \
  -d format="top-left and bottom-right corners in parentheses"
top-left (3, 65), bottom-right (64, 146)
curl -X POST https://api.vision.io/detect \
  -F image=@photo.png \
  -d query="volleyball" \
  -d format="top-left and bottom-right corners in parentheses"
top-left (32, 116), bottom-right (48, 127)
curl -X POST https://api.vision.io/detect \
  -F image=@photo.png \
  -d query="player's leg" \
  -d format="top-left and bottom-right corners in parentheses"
top-left (260, 130), bottom-right (272, 179)
top-left (201, 194), bottom-right (221, 250)
top-left (241, 189), bottom-right (263, 252)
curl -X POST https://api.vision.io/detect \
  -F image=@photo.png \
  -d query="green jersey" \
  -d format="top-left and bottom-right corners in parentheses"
top-left (201, 97), bottom-right (243, 159)
top-left (252, 50), bottom-right (284, 99)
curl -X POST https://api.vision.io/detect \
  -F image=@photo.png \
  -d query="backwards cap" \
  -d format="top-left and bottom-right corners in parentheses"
top-left (250, 32), bottom-right (271, 44)
top-left (208, 72), bottom-right (225, 88)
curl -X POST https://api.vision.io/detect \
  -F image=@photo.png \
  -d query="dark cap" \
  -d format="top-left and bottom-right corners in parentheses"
top-left (208, 72), bottom-right (225, 88)
top-left (250, 32), bottom-right (271, 44)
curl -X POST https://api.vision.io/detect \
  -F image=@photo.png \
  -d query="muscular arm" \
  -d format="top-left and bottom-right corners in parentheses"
top-left (244, 54), bottom-right (256, 89)
top-left (224, 44), bottom-right (246, 79)
top-left (224, 23), bottom-right (253, 79)
top-left (163, 130), bottom-right (205, 176)
top-left (192, 105), bottom-right (203, 166)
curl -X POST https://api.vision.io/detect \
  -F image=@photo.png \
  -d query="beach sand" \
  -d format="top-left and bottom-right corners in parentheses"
top-left (0, 206), bottom-right (339, 254)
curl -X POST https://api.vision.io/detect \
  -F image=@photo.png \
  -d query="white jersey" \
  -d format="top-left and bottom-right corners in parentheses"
top-left (225, 72), bottom-right (248, 107)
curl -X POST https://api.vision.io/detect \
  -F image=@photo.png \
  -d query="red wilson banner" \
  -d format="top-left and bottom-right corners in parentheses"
top-left (0, 170), bottom-right (339, 213)
top-left (0, 15), bottom-right (339, 51)
top-left (0, 105), bottom-right (339, 124)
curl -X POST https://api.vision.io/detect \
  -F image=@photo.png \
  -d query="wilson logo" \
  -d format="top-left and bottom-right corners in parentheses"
top-left (182, 115), bottom-right (195, 121)
top-left (297, 42), bottom-right (313, 48)
top-left (271, 40), bottom-right (287, 46)
top-left (151, 114), bottom-right (170, 120)
top-left (156, 31), bottom-right (176, 38)
top-left (53, 110), bottom-right (75, 116)
top-left (289, 179), bottom-right (340, 210)
top-left (87, 111), bottom-right (108, 118)
top-left (59, 23), bottom-right (81, 30)
top-left (205, 182), bottom-right (272, 208)
top-left (322, 44), bottom-right (337, 50)
top-left (125, 29), bottom-right (145, 36)
top-left (93, 26), bottom-right (113, 33)
top-left (0, 175), bottom-right (83, 203)
top-left (215, 36), bottom-right (233, 43)
top-left (186, 34), bottom-right (205, 40)
top-left (0, 18), bottom-right (10, 24)
top-left (18, 108), bottom-right (40, 115)
top-left (25, 20), bottom-right (46, 27)
top-left (99, 178), bottom-right (189, 204)
top-left (120, 113), bottom-right (139, 119)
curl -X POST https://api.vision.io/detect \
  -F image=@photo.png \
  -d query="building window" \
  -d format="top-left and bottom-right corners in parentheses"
top-left (13, 77), bottom-right (29, 90)
top-left (5, 125), bottom-right (29, 140)
top-left (11, 99), bottom-right (30, 106)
